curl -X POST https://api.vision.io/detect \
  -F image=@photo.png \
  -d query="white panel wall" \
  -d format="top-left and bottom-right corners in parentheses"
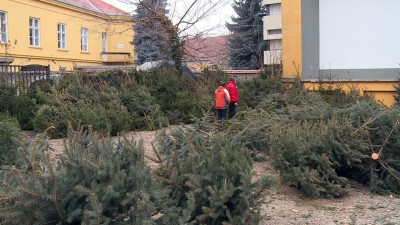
top-left (319, 0), bottom-right (400, 69)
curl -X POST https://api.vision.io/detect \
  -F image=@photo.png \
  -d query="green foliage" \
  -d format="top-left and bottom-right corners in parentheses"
top-left (120, 85), bottom-right (168, 130)
top-left (102, 100), bottom-right (132, 135)
top-left (96, 69), bottom-right (128, 87)
top-left (134, 69), bottom-right (202, 124)
top-left (240, 91), bottom-right (400, 197)
top-left (0, 114), bottom-right (21, 165)
top-left (32, 74), bottom-right (132, 137)
top-left (238, 72), bottom-right (284, 109)
top-left (346, 101), bottom-right (400, 195)
top-left (194, 69), bottom-right (230, 116)
top-left (0, 81), bottom-right (17, 114)
top-left (32, 104), bottom-right (65, 137)
top-left (227, 0), bottom-right (265, 69)
top-left (313, 85), bottom-right (369, 108)
top-left (269, 117), bottom-right (369, 198)
top-left (257, 91), bottom-right (333, 123)
top-left (11, 95), bottom-right (37, 130)
top-left (0, 79), bottom-right (58, 131)
top-left (133, 0), bottom-right (170, 65)
top-left (155, 120), bottom-right (274, 224)
top-left (0, 126), bottom-right (164, 224)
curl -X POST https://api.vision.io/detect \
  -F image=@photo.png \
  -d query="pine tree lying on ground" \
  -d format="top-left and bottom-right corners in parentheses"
top-left (154, 119), bottom-right (275, 224)
top-left (0, 125), bottom-right (163, 225)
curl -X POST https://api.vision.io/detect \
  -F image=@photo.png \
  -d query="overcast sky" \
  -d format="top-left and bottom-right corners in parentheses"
top-left (103, 0), bottom-right (234, 36)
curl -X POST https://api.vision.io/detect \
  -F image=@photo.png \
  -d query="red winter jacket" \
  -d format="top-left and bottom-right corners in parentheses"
top-left (226, 80), bottom-right (239, 103)
top-left (214, 86), bottom-right (230, 109)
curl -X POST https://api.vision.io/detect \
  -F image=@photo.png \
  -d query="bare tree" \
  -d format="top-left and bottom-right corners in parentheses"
top-left (116, 0), bottom-right (232, 74)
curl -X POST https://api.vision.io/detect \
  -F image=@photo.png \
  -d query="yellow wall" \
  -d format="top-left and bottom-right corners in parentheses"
top-left (0, 0), bottom-right (134, 71)
top-left (304, 81), bottom-right (398, 107)
top-left (281, 0), bottom-right (302, 78)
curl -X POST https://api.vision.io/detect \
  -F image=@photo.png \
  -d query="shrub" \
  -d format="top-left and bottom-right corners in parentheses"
top-left (155, 120), bottom-right (274, 224)
top-left (97, 69), bottom-right (129, 87)
top-left (0, 126), bottom-right (164, 224)
top-left (67, 102), bottom-right (111, 135)
top-left (135, 69), bottom-right (201, 124)
top-left (366, 106), bottom-right (400, 195)
top-left (11, 95), bottom-right (37, 130)
top-left (32, 75), bottom-right (134, 137)
top-left (347, 101), bottom-right (400, 195)
top-left (269, 116), bottom-right (369, 198)
top-left (32, 104), bottom-right (66, 138)
top-left (313, 85), bottom-right (369, 108)
top-left (0, 114), bottom-right (21, 165)
top-left (238, 72), bottom-right (284, 109)
top-left (119, 85), bottom-right (168, 130)
top-left (102, 99), bottom-right (132, 135)
top-left (257, 91), bottom-right (333, 123)
top-left (0, 81), bottom-right (17, 114)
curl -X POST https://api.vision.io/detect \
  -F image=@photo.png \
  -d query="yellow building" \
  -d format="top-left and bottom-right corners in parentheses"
top-left (0, 0), bottom-right (134, 71)
top-left (263, 0), bottom-right (400, 107)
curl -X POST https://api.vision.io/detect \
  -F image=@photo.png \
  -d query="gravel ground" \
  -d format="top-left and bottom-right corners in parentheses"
top-left (44, 128), bottom-right (400, 225)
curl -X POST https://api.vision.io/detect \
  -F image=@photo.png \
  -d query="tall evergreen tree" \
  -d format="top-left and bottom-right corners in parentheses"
top-left (133, 0), bottom-right (171, 65)
top-left (227, 0), bottom-right (266, 70)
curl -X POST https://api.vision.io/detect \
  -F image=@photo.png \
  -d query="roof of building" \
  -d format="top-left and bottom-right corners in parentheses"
top-left (184, 35), bottom-right (229, 65)
top-left (55, 0), bottom-right (129, 16)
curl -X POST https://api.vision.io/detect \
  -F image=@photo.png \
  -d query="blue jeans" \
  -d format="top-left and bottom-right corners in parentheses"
top-left (229, 103), bottom-right (236, 118)
top-left (217, 109), bottom-right (227, 121)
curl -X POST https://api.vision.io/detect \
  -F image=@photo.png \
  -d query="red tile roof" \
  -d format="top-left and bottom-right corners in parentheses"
top-left (55, 0), bottom-right (129, 15)
top-left (184, 35), bottom-right (229, 65)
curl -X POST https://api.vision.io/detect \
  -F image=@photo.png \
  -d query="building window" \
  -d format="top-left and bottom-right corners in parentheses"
top-left (266, 4), bottom-right (281, 16)
top-left (0, 11), bottom-right (8, 43)
top-left (268, 29), bottom-right (282, 35)
top-left (29, 17), bottom-right (40, 46)
top-left (270, 39), bottom-right (282, 50)
top-left (81, 28), bottom-right (88, 52)
top-left (102, 32), bottom-right (107, 52)
top-left (58, 23), bottom-right (67, 49)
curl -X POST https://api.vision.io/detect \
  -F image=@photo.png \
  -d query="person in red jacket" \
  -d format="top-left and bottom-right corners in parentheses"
top-left (225, 77), bottom-right (239, 118)
top-left (214, 80), bottom-right (230, 121)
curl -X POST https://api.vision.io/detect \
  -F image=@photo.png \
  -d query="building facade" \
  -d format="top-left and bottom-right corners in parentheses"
top-left (0, 0), bottom-right (134, 71)
top-left (263, 0), bottom-right (400, 106)
top-left (184, 36), bottom-right (230, 73)
top-left (263, 0), bottom-right (282, 65)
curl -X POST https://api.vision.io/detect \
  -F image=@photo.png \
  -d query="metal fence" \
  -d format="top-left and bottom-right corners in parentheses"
top-left (0, 64), bottom-right (51, 92)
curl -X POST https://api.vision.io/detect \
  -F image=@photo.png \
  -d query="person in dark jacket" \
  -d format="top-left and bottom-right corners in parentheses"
top-left (214, 80), bottom-right (231, 121)
top-left (225, 77), bottom-right (239, 118)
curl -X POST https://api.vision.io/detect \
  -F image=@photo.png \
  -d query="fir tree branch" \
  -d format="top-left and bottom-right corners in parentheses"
top-left (378, 161), bottom-right (400, 181)
top-left (151, 142), bottom-right (162, 163)
top-left (377, 115), bottom-right (400, 155)
top-left (51, 175), bottom-right (66, 223)
top-left (351, 110), bottom-right (387, 136)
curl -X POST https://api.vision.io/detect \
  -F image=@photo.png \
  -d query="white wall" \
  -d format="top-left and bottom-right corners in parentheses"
top-left (319, 0), bottom-right (400, 69)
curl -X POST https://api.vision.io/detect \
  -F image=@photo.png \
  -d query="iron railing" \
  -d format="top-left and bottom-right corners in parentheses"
top-left (0, 64), bottom-right (51, 92)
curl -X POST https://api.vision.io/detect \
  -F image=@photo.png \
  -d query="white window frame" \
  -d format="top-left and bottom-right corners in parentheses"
top-left (57, 23), bottom-right (67, 49)
top-left (268, 29), bottom-right (282, 35)
top-left (0, 11), bottom-right (8, 43)
top-left (270, 39), bottom-right (282, 50)
top-left (29, 17), bottom-right (40, 46)
top-left (267, 3), bottom-right (281, 16)
top-left (81, 28), bottom-right (88, 52)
